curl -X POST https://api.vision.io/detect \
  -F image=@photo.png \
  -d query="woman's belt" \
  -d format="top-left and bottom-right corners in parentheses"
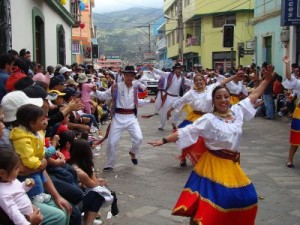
top-left (166, 92), bottom-right (179, 97)
top-left (116, 108), bottom-right (135, 114)
top-left (193, 110), bottom-right (205, 115)
top-left (209, 149), bottom-right (240, 163)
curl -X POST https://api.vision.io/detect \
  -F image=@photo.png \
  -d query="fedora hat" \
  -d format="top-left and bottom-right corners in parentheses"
top-left (172, 63), bottom-right (183, 69)
top-left (123, 66), bottom-right (137, 74)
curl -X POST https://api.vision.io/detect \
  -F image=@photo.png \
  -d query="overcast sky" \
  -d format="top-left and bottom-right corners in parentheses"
top-left (94, 0), bottom-right (163, 13)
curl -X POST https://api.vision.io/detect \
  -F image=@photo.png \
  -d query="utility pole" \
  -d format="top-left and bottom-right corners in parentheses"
top-left (177, 0), bottom-right (183, 63)
top-left (148, 24), bottom-right (151, 53)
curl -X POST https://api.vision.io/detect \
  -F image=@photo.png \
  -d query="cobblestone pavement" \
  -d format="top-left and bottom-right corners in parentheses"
top-left (93, 103), bottom-right (300, 225)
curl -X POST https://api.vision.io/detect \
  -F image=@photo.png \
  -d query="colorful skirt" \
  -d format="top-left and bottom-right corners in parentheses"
top-left (290, 106), bottom-right (300, 146)
top-left (177, 105), bottom-right (206, 165)
top-left (172, 151), bottom-right (258, 225)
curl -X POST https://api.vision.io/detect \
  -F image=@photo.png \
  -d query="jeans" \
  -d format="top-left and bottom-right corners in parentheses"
top-left (263, 94), bottom-right (275, 119)
top-left (81, 114), bottom-right (99, 129)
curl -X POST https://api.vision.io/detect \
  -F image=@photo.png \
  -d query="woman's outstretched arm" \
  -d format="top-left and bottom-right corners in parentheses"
top-left (248, 64), bottom-right (274, 105)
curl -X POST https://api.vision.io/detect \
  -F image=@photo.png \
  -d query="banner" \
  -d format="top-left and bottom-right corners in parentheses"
top-left (281, 0), bottom-right (300, 26)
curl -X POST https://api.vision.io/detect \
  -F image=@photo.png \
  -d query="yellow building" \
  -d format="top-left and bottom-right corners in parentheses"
top-left (164, 0), bottom-right (254, 71)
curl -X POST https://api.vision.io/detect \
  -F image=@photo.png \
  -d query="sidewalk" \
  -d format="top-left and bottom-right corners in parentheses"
top-left (93, 104), bottom-right (300, 225)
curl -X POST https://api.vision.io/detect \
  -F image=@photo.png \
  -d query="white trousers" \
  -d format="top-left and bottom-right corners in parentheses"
top-left (159, 95), bottom-right (181, 129)
top-left (104, 113), bottom-right (143, 168)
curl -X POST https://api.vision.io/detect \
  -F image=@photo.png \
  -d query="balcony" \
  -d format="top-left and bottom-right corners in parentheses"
top-left (157, 37), bottom-right (167, 51)
top-left (71, 0), bottom-right (81, 27)
top-left (185, 36), bottom-right (200, 47)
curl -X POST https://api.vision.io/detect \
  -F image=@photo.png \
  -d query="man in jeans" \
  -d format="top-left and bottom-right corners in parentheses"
top-left (262, 62), bottom-right (275, 119)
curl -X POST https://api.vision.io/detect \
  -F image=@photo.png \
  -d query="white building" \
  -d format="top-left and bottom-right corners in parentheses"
top-left (6, 0), bottom-right (80, 66)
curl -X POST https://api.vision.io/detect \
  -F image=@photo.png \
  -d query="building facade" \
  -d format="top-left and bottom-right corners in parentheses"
top-left (72, 0), bottom-right (96, 64)
top-left (164, 0), bottom-right (255, 71)
top-left (253, 0), bottom-right (284, 75)
top-left (8, 0), bottom-right (78, 67)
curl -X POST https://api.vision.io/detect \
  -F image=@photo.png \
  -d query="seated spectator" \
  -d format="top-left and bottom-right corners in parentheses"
top-left (0, 150), bottom-right (43, 225)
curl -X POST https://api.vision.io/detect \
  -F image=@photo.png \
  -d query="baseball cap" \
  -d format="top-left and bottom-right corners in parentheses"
top-left (59, 67), bottom-right (72, 74)
top-left (49, 89), bottom-right (66, 97)
top-left (32, 73), bottom-right (50, 85)
top-left (1, 91), bottom-right (43, 122)
top-left (50, 75), bottom-right (66, 88)
top-left (23, 85), bottom-right (57, 101)
top-left (62, 87), bottom-right (81, 100)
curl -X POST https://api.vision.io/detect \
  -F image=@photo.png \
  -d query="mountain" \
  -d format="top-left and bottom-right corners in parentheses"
top-left (93, 7), bottom-right (163, 30)
top-left (93, 7), bottom-right (164, 64)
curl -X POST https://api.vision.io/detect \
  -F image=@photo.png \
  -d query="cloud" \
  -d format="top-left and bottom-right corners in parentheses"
top-left (94, 0), bottom-right (163, 13)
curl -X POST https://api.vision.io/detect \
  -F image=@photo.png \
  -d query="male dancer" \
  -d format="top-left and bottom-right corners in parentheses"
top-left (92, 66), bottom-right (155, 171)
top-left (148, 63), bottom-right (193, 130)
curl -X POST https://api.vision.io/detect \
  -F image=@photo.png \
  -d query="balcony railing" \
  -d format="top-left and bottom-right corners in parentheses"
top-left (185, 36), bottom-right (200, 47)
top-left (71, 0), bottom-right (81, 27)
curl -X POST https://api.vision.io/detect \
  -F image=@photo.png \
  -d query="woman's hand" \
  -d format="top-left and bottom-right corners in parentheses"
top-left (147, 140), bottom-right (164, 146)
top-left (98, 178), bottom-right (108, 186)
top-left (53, 195), bottom-right (72, 215)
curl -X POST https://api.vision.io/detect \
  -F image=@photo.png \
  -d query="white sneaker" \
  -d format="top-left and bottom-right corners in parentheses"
top-left (93, 219), bottom-right (102, 225)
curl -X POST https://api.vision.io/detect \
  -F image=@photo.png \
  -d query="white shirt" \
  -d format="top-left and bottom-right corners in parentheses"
top-left (153, 68), bottom-right (193, 96)
top-left (93, 82), bottom-right (150, 109)
top-left (282, 75), bottom-right (300, 95)
top-left (177, 98), bottom-right (256, 151)
top-left (0, 179), bottom-right (33, 225)
top-left (226, 80), bottom-right (248, 96)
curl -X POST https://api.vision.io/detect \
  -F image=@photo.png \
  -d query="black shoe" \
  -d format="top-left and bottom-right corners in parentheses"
top-left (111, 191), bottom-right (119, 216)
top-left (131, 158), bottom-right (138, 165)
top-left (103, 167), bottom-right (113, 172)
top-left (129, 152), bottom-right (138, 165)
top-left (286, 162), bottom-right (295, 168)
top-left (180, 159), bottom-right (187, 167)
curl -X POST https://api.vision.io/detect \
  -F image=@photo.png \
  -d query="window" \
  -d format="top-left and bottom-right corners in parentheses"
top-left (32, 8), bottom-right (45, 66)
top-left (213, 14), bottom-right (236, 28)
top-left (264, 36), bottom-right (272, 65)
top-left (184, 0), bottom-right (191, 7)
top-left (57, 25), bottom-right (66, 65)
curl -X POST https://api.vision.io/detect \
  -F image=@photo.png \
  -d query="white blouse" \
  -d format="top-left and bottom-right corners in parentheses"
top-left (282, 75), bottom-right (300, 94)
top-left (177, 98), bottom-right (256, 151)
top-left (172, 82), bottom-right (220, 114)
top-left (226, 80), bottom-right (248, 96)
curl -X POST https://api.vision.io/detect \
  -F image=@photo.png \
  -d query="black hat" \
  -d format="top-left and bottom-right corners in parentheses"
top-left (123, 66), bottom-right (137, 74)
top-left (172, 63), bottom-right (183, 69)
top-left (49, 75), bottom-right (66, 89)
top-left (23, 85), bottom-right (57, 101)
top-left (62, 87), bottom-right (81, 100)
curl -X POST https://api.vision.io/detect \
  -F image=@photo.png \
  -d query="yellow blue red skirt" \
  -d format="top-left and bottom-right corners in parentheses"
top-left (172, 151), bottom-right (258, 225)
top-left (290, 106), bottom-right (300, 146)
top-left (177, 105), bottom-right (206, 165)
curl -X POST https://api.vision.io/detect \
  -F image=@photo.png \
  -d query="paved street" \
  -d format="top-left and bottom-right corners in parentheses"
top-left (93, 103), bottom-right (300, 225)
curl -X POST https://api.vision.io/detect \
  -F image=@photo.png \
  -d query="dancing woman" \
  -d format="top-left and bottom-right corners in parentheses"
top-left (218, 72), bottom-right (248, 105)
top-left (167, 72), bottom-right (244, 166)
top-left (148, 65), bottom-right (274, 225)
top-left (282, 57), bottom-right (300, 168)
